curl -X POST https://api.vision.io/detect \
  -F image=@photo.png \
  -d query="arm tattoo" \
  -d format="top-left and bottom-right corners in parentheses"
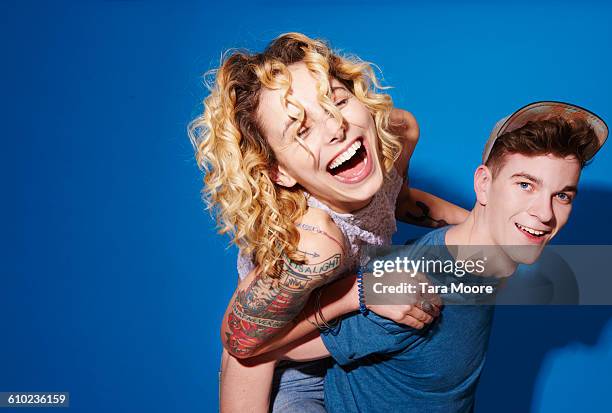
top-left (399, 200), bottom-right (448, 228)
top-left (226, 252), bottom-right (343, 357)
top-left (298, 249), bottom-right (320, 258)
top-left (295, 223), bottom-right (346, 255)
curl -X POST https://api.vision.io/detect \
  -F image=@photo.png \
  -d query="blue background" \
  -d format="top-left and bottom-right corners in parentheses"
top-left (2, 0), bottom-right (611, 412)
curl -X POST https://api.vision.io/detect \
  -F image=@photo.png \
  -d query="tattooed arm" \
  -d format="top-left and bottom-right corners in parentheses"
top-left (395, 186), bottom-right (468, 227)
top-left (221, 211), bottom-right (347, 359)
top-left (389, 108), bottom-right (468, 227)
top-left (226, 271), bottom-right (439, 360)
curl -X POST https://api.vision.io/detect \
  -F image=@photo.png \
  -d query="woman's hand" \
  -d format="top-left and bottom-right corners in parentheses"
top-left (389, 108), bottom-right (420, 182)
top-left (389, 108), bottom-right (419, 142)
top-left (350, 272), bottom-right (442, 329)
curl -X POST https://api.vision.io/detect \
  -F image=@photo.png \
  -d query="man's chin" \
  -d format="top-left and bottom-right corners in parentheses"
top-left (506, 245), bottom-right (546, 265)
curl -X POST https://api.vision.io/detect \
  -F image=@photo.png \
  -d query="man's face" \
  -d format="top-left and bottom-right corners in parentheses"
top-left (485, 153), bottom-right (581, 264)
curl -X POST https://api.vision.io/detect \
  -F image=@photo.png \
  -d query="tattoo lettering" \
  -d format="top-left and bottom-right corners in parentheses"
top-left (286, 254), bottom-right (341, 275)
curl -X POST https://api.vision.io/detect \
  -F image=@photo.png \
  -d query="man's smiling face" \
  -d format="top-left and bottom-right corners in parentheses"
top-left (485, 153), bottom-right (581, 263)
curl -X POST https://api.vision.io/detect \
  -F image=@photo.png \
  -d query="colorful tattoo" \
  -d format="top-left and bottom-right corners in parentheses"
top-left (225, 225), bottom-right (344, 357)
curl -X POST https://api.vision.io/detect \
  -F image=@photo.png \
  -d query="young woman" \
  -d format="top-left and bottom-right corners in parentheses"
top-left (189, 32), bottom-right (467, 412)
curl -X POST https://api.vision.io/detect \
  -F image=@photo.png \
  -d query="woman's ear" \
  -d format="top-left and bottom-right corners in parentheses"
top-left (270, 164), bottom-right (297, 188)
top-left (474, 165), bottom-right (492, 206)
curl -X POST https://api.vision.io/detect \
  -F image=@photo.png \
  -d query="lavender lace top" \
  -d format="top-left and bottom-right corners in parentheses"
top-left (236, 167), bottom-right (404, 280)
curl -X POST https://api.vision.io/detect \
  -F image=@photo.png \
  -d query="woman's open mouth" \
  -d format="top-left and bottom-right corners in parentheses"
top-left (326, 138), bottom-right (372, 184)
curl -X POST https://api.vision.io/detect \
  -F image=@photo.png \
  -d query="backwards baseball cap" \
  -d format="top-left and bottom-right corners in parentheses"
top-left (482, 101), bottom-right (608, 163)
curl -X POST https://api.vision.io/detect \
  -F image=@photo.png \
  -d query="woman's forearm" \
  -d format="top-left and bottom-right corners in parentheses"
top-left (396, 186), bottom-right (468, 227)
top-left (276, 335), bottom-right (330, 363)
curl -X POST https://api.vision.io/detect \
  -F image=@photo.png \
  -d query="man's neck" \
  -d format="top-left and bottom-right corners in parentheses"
top-left (445, 206), bottom-right (518, 277)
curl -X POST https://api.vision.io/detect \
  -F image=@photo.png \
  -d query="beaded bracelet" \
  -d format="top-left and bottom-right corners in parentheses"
top-left (357, 266), bottom-right (369, 315)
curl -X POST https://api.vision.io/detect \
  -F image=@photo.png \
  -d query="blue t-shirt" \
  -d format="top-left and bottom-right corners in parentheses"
top-left (321, 226), bottom-right (496, 413)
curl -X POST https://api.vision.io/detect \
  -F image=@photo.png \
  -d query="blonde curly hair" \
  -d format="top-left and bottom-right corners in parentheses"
top-left (188, 32), bottom-right (403, 278)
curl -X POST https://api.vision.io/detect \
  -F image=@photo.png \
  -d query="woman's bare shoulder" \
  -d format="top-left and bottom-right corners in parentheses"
top-left (296, 207), bottom-right (346, 260)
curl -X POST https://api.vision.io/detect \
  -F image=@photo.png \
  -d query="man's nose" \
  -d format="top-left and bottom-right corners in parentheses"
top-left (325, 114), bottom-right (346, 144)
top-left (527, 193), bottom-right (555, 224)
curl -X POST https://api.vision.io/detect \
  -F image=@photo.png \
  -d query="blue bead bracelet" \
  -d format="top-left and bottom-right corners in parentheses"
top-left (357, 266), bottom-right (368, 315)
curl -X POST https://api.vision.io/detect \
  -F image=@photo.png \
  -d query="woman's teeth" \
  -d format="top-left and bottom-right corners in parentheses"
top-left (329, 140), bottom-right (362, 170)
top-left (516, 223), bottom-right (547, 237)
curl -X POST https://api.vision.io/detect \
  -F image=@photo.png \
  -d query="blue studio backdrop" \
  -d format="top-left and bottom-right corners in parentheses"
top-left (2, 0), bottom-right (611, 412)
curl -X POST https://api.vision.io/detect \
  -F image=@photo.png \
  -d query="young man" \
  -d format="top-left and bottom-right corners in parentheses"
top-left (281, 101), bottom-right (608, 412)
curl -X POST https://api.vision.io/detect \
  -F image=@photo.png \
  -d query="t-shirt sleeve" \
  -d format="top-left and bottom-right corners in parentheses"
top-left (320, 311), bottom-right (423, 366)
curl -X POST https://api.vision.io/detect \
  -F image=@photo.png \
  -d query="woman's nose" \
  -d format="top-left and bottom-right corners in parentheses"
top-left (325, 115), bottom-right (346, 144)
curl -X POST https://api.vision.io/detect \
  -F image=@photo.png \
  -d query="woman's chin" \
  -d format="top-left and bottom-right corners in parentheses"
top-left (329, 166), bottom-right (384, 212)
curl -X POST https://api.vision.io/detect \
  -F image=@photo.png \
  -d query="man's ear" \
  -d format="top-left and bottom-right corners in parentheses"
top-left (474, 165), bottom-right (492, 206)
top-left (269, 163), bottom-right (297, 188)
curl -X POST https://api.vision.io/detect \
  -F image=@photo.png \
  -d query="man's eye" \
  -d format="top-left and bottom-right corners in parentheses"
top-left (518, 182), bottom-right (532, 191)
top-left (556, 193), bottom-right (572, 203)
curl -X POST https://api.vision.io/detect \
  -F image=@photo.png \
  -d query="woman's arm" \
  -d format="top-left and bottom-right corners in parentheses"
top-left (221, 213), bottom-right (346, 359)
top-left (245, 271), bottom-right (440, 358)
top-left (223, 224), bottom-right (438, 360)
top-left (281, 336), bottom-right (329, 362)
top-left (395, 186), bottom-right (469, 227)
top-left (243, 273), bottom-right (356, 357)
top-left (243, 272), bottom-right (444, 362)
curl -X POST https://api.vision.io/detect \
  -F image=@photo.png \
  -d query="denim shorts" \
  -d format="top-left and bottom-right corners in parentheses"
top-left (269, 359), bottom-right (333, 413)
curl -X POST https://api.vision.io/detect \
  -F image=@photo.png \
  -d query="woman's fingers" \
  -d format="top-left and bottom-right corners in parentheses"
top-left (416, 299), bottom-right (441, 318)
top-left (404, 305), bottom-right (434, 325)
top-left (367, 304), bottom-right (436, 329)
top-left (400, 316), bottom-right (425, 330)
